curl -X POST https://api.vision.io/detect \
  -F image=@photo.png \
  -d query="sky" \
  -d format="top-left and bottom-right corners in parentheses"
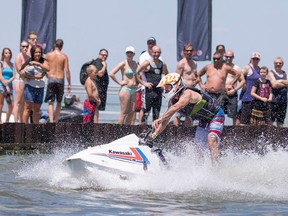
top-left (2, 0), bottom-right (288, 85)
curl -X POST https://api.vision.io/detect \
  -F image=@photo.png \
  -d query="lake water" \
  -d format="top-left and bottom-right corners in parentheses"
top-left (1, 143), bottom-right (288, 215)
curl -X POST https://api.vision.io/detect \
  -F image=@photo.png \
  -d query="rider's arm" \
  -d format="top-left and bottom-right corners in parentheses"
top-left (152, 90), bottom-right (197, 138)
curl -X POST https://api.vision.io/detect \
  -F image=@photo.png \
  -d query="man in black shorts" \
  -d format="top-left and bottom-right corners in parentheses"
top-left (45, 39), bottom-right (71, 122)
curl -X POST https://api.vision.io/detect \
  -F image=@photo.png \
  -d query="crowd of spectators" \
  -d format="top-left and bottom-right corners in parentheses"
top-left (1, 32), bottom-right (287, 127)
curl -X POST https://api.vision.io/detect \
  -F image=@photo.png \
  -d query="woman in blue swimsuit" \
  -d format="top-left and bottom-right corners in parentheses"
top-left (0, 48), bottom-right (15, 123)
top-left (110, 46), bottom-right (148, 124)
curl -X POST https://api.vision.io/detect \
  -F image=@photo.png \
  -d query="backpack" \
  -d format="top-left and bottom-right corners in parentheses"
top-left (80, 59), bottom-right (95, 85)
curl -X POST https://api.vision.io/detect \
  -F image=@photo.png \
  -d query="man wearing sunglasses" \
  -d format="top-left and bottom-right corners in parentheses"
top-left (197, 52), bottom-right (241, 106)
top-left (27, 31), bottom-right (38, 57)
top-left (174, 43), bottom-right (198, 127)
top-left (92, 49), bottom-right (109, 111)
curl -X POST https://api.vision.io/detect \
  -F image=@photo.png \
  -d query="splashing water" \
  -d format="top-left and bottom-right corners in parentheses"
top-left (16, 141), bottom-right (288, 202)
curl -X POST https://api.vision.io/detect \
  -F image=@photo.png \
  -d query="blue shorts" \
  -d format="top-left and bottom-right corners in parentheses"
top-left (24, 84), bottom-right (44, 104)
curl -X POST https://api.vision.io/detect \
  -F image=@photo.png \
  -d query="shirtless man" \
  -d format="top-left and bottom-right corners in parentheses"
top-left (197, 52), bottom-right (241, 103)
top-left (174, 43), bottom-right (198, 126)
top-left (176, 43), bottom-right (198, 87)
top-left (222, 50), bottom-right (245, 125)
top-left (45, 39), bottom-right (71, 123)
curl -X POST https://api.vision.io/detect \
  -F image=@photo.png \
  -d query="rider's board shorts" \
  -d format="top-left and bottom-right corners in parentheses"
top-left (194, 108), bottom-right (225, 149)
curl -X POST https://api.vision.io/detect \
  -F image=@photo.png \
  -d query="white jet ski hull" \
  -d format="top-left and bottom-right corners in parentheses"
top-left (64, 134), bottom-right (164, 178)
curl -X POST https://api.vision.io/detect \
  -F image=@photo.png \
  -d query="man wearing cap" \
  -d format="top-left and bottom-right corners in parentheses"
top-left (139, 37), bottom-right (163, 65)
top-left (239, 52), bottom-right (261, 125)
top-left (138, 45), bottom-right (168, 124)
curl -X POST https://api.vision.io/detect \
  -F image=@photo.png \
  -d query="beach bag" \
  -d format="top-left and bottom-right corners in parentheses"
top-left (80, 59), bottom-right (94, 85)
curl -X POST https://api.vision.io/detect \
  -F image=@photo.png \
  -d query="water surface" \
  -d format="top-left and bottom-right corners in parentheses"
top-left (1, 143), bottom-right (288, 215)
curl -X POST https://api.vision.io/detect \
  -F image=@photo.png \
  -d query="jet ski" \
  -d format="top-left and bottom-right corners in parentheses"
top-left (59, 94), bottom-right (83, 123)
top-left (63, 133), bottom-right (168, 179)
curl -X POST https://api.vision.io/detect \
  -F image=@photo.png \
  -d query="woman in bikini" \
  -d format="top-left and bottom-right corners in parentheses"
top-left (109, 46), bottom-right (142, 124)
top-left (13, 40), bottom-right (30, 122)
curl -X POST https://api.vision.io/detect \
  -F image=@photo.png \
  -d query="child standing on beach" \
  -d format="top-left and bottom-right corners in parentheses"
top-left (83, 65), bottom-right (101, 123)
top-left (250, 66), bottom-right (273, 125)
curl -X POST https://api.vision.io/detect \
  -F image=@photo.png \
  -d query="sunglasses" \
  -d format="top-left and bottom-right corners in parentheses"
top-left (100, 54), bottom-right (108, 57)
top-left (275, 62), bottom-right (283, 65)
top-left (213, 57), bottom-right (221, 61)
top-left (30, 37), bottom-right (38, 41)
top-left (252, 58), bottom-right (260, 61)
top-left (225, 56), bottom-right (234, 59)
top-left (21, 45), bottom-right (28, 48)
top-left (126, 51), bottom-right (134, 54)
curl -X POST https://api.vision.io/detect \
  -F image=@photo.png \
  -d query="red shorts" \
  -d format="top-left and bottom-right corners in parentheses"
top-left (135, 90), bottom-right (142, 112)
top-left (83, 99), bottom-right (97, 123)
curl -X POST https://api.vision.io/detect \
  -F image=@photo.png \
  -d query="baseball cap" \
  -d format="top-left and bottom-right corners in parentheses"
top-left (251, 52), bottom-right (261, 59)
top-left (125, 46), bottom-right (135, 53)
top-left (147, 37), bottom-right (156, 43)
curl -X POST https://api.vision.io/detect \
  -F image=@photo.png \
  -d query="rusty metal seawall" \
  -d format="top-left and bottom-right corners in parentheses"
top-left (0, 123), bottom-right (287, 154)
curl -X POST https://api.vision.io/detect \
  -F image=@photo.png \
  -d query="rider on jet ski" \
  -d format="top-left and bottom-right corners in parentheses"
top-left (140, 73), bottom-right (225, 164)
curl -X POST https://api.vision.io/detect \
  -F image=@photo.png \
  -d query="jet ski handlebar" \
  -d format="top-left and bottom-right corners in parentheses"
top-left (138, 128), bottom-right (155, 148)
